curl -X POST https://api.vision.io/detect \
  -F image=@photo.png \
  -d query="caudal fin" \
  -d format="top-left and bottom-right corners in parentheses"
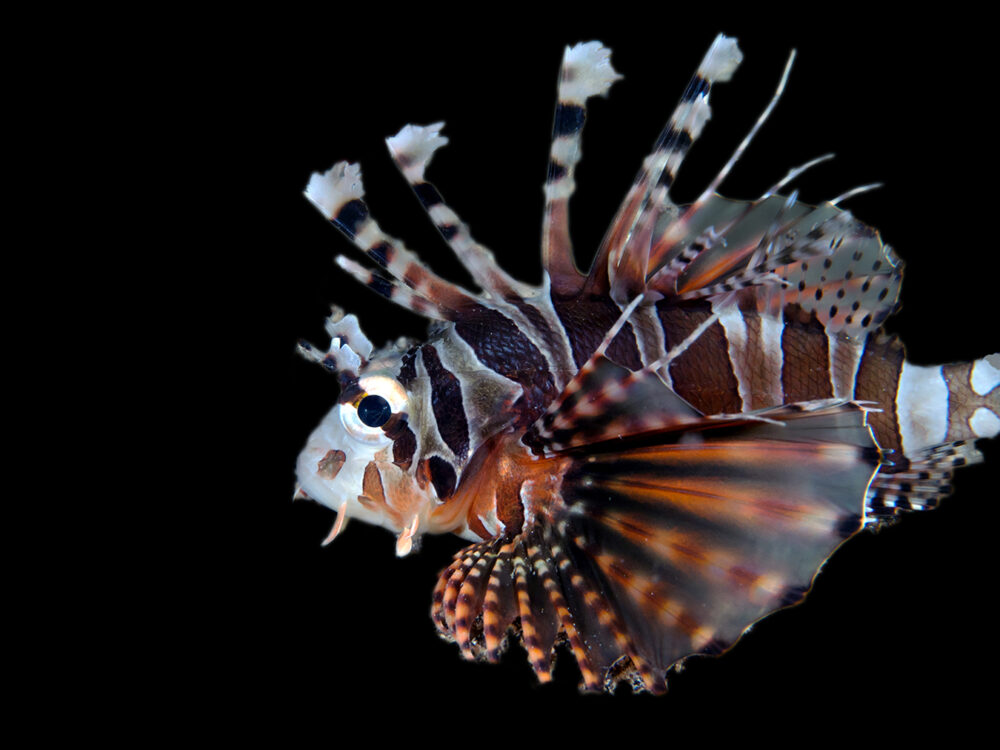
top-left (869, 353), bottom-right (998, 521)
top-left (895, 353), bottom-right (999, 457)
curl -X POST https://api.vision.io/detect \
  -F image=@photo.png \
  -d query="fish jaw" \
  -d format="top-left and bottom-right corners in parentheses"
top-left (295, 403), bottom-right (453, 552)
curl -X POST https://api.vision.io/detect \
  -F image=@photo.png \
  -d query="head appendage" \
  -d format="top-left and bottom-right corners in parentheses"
top-left (296, 309), bottom-right (373, 382)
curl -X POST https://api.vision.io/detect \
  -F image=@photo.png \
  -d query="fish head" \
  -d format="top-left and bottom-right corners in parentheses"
top-left (294, 310), bottom-right (459, 555)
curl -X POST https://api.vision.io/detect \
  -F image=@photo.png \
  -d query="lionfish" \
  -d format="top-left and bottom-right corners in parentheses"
top-left (293, 35), bottom-right (999, 693)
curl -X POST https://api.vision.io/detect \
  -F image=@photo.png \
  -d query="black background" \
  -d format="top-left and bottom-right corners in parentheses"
top-left (215, 14), bottom-right (997, 732)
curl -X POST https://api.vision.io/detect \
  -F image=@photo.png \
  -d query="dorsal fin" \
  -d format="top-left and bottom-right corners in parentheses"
top-left (586, 34), bottom-right (744, 299)
top-left (541, 41), bottom-right (622, 296)
top-left (385, 122), bottom-right (533, 301)
top-left (305, 161), bottom-right (482, 320)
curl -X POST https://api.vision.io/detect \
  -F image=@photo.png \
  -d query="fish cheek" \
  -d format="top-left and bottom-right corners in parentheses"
top-left (316, 449), bottom-right (346, 480)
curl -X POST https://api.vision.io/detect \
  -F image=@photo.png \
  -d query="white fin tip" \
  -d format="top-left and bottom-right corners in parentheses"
top-left (304, 161), bottom-right (364, 219)
top-left (699, 35), bottom-right (743, 82)
top-left (560, 41), bottom-right (622, 104)
top-left (896, 362), bottom-right (949, 455)
top-left (386, 122), bottom-right (448, 181)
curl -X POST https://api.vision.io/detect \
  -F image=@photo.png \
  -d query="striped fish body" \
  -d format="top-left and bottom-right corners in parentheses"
top-left (293, 36), bottom-right (998, 693)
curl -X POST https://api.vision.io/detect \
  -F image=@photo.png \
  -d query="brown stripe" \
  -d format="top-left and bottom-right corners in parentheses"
top-left (397, 346), bottom-right (419, 386)
top-left (553, 296), bottom-right (642, 371)
top-left (455, 307), bottom-right (557, 423)
top-left (658, 301), bottom-right (741, 416)
top-left (426, 455), bottom-right (457, 500)
top-left (389, 420), bottom-right (417, 469)
top-left (941, 361), bottom-right (997, 442)
top-left (853, 332), bottom-right (905, 458)
top-left (506, 295), bottom-right (575, 380)
top-left (421, 344), bottom-right (470, 461)
top-left (781, 310), bottom-right (834, 403)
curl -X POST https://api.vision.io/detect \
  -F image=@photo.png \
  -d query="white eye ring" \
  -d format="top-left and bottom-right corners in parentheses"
top-left (339, 375), bottom-right (408, 444)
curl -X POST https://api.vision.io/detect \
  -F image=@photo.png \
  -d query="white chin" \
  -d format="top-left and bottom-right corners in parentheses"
top-left (294, 406), bottom-right (393, 530)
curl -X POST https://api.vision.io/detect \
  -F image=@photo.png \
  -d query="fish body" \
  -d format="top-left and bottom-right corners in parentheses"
top-left (293, 36), bottom-right (998, 693)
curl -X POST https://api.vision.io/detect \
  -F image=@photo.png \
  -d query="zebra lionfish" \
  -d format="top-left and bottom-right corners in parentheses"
top-left (293, 35), bottom-right (999, 693)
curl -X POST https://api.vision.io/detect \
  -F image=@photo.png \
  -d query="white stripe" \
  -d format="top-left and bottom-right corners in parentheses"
top-left (543, 180), bottom-right (576, 200)
top-left (355, 220), bottom-right (382, 250)
top-left (828, 333), bottom-right (863, 399)
top-left (410, 351), bottom-right (457, 468)
top-left (428, 203), bottom-right (460, 227)
top-left (436, 329), bottom-right (523, 458)
top-left (759, 312), bottom-right (785, 406)
top-left (510, 274), bottom-right (576, 386)
top-left (714, 302), bottom-right (749, 410)
top-left (970, 407), bottom-right (1000, 438)
top-left (550, 135), bottom-right (582, 167)
top-left (483, 297), bottom-right (565, 390)
top-left (697, 35), bottom-right (743, 82)
top-left (632, 303), bottom-right (667, 367)
top-left (970, 354), bottom-right (1000, 396)
top-left (896, 362), bottom-right (949, 455)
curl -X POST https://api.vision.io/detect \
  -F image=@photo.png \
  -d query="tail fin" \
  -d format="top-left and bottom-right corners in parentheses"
top-left (870, 353), bottom-right (998, 521)
top-left (896, 353), bottom-right (999, 457)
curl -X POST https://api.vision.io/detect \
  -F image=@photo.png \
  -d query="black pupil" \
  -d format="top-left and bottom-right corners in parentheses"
top-left (357, 395), bottom-right (391, 428)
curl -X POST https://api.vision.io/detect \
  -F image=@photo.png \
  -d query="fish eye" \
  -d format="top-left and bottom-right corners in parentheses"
top-left (340, 375), bottom-right (408, 444)
top-left (357, 394), bottom-right (391, 427)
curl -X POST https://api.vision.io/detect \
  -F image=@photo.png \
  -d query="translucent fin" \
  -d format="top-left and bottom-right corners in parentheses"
top-left (644, 194), bottom-right (902, 340)
top-left (867, 440), bottom-right (983, 523)
top-left (435, 400), bottom-right (880, 693)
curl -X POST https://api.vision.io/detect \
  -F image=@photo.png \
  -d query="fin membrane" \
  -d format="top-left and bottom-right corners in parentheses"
top-left (434, 400), bottom-right (880, 692)
top-left (866, 440), bottom-right (983, 522)
top-left (646, 195), bottom-right (902, 341)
